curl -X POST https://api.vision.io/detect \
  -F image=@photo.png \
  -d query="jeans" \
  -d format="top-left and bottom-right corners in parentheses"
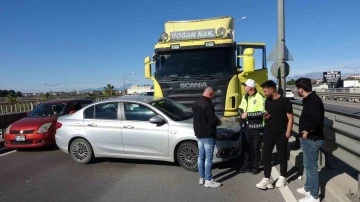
top-left (263, 130), bottom-right (289, 178)
top-left (301, 138), bottom-right (324, 199)
top-left (197, 138), bottom-right (216, 181)
top-left (242, 129), bottom-right (262, 169)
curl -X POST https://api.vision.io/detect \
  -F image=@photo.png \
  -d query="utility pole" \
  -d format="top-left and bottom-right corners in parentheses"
top-left (268, 0), bottom-right (293, 91)
top-left (278, 0), bottom-right (286, 96)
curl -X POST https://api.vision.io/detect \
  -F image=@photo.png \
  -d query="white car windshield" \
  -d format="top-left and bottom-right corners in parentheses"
top-left (150, 99), bottom-right (193, 121)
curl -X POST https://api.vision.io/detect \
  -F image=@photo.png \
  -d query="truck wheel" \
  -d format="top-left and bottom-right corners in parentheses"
top-left (70, 138), bottom-right (93, 164)
top-left (176, 142), bottom-right (198, 172)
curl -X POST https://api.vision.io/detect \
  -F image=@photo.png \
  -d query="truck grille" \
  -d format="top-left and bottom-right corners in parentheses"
top-left (163, 89), bottom-right (225, 111)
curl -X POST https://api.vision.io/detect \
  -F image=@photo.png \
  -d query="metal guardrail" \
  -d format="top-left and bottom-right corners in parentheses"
top-left (316, 92), bottom-right (360, 102)
top-left (317, 92), bottom-right (360, 97)
top-left (0, 96), bottom-right (110, 114)
top-left (294, 92), bottom-right (360, 103)
top-left (291, 101), bottom-right (360, 201)
top-left (323, 88), bottom-right (360, 94)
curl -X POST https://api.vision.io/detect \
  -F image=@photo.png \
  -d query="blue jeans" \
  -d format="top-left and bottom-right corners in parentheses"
top-left (301, 138), bottom-right (324, 199)
top-left (197, 138), bottom-right (216, 181)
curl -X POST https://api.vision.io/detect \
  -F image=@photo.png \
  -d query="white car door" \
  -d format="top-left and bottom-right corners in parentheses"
top-left (120, 102), bottom-right (169, 157)
top-left (83, 102), bottom-right (123, 154)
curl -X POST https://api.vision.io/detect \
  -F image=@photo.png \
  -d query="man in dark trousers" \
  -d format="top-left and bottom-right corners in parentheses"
top-left (295, 78), bottom-right (324, 202)
top-left (256, 80), bottom-right (293, 190)
top-left (237, 79), bottom-right (266, 175)
top-left (192, 86), bottom-right (222, 188)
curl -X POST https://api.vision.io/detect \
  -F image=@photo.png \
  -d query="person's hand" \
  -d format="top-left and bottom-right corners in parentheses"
top-left (241, 112), bottom-right (247, 119)
top-left (301, 131), bottom-right (308, 139)
top-left (286, 131), bottom-right (291, 138)
top-left (264, 111), bottom-right (271, 120)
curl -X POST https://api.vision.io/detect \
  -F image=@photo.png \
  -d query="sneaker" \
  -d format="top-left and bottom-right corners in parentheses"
top-left (256, 178), bottom-right (274, 190)
top-left (299, 195), bottom-right (320, 202)
top-left (297, 187), bottom-right (310, 195)
top-left (199, 178), bottom-right (205, 185)
top-left (204, 179), bottom-right (222, 188)
top-left (275, 176), bottom-right (287, 188)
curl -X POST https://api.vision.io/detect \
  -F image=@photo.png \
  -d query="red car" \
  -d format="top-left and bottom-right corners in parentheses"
top-left (4, 98), bottom-right (93, 149)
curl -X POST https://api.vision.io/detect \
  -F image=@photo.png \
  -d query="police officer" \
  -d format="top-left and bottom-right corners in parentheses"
top-left (237, 79), bottom-right (265, 175)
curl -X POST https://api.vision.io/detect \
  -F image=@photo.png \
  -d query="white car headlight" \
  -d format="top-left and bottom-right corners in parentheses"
top-left (37, 123), bottom-right (53, 133)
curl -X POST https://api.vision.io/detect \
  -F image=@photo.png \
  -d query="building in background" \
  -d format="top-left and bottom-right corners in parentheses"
top-left (127, 84), bottom-right (154, 95)
top-left (341, 74), bottom-right (360, 87)
top-left (343, 79), bottom-right (360, 87)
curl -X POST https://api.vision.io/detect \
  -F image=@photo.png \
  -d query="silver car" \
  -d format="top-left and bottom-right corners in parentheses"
top-left (55, 96), bottom-right (241, 171)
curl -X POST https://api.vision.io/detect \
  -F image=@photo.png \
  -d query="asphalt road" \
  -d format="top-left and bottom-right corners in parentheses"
top-left (0, 148), bottom-right (311, 202)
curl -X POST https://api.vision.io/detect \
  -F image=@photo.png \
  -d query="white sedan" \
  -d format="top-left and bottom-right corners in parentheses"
top-left (55, 96), bottom-right (241, 171)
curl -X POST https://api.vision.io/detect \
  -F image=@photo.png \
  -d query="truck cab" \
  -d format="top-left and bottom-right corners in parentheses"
top-left (144, 16), bottom-right (268, 117)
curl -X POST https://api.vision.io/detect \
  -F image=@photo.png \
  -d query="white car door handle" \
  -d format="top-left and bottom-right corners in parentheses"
top-left (123, 125), bottom-right (134, 129)
top-left (87, 123), bottom-right (97, 127)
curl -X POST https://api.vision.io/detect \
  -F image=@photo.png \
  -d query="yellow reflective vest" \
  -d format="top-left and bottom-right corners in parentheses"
top-left (238, 91), bottom-right (266, 129)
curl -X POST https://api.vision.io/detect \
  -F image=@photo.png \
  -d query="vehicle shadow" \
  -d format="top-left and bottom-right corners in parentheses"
top-left (16, 145), bottom-right (59, 152)
top-left (92, 157), bottom-right (176, 168)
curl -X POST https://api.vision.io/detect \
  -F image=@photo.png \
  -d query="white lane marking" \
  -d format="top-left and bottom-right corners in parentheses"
top-left (0, 150), bottom-right (17, 157)
top-left (271, 166), bottom-right (298, 202)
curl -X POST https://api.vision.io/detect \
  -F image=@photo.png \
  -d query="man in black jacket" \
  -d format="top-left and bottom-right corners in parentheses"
top-left (295, 77), bottom-right (324, 202)
top-left (192, 86), bottom-right (222, 188)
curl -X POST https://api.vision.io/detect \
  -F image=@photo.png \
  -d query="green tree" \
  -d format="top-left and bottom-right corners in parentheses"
top-left (0, 89), bottom-right (23, 97)
top-left (41, 92), bottom-right (52, 101)
top-left (286, 79), bottom-right (295, 85)
top-left (6, 93), bottom-right (18, 103)
top-left (102, 84), bottom-right (116, 97)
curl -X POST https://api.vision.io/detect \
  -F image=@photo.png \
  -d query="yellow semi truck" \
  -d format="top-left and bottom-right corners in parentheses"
top-left (144, 16), bottom-right (268, 117)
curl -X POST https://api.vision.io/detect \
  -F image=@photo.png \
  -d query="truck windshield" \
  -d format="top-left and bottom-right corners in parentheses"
top-left (155, 47), bottom-right (235, 80)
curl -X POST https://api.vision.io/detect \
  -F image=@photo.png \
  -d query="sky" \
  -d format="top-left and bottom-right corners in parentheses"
top-left (1, 0), bottom-right (359, 92)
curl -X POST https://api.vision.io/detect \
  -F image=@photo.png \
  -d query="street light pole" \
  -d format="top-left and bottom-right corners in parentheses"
top-left (278, 0), bottom-right (286, 96)
top-left (123, 72), bottom-right (136, 90)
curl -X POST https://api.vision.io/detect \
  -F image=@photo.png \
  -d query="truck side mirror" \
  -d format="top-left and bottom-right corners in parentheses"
top-left (237, 48), bottom-right (255, 73)
top-left (144, 56), bottom-right (152, 79)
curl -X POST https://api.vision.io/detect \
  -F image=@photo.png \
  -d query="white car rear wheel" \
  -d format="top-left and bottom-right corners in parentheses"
top-left (70, 138), bottom-right (93, 164)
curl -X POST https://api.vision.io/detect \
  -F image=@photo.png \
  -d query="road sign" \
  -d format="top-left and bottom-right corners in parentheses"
top-left (267, 43), bottom-right (294, 61)
top-left (270, 61), bottom-right (290, 78)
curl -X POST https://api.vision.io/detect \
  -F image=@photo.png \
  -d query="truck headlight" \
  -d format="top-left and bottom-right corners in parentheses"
top-left (160, 32), bottom-right (168, 41)
top-left (37, 123), bottom-right (53, 133)
top-left (217, 27), bottom-right (226, 37)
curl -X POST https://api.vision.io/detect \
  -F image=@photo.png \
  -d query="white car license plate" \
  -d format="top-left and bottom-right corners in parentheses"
top-left (16, 135), bottom-right (25, 141)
